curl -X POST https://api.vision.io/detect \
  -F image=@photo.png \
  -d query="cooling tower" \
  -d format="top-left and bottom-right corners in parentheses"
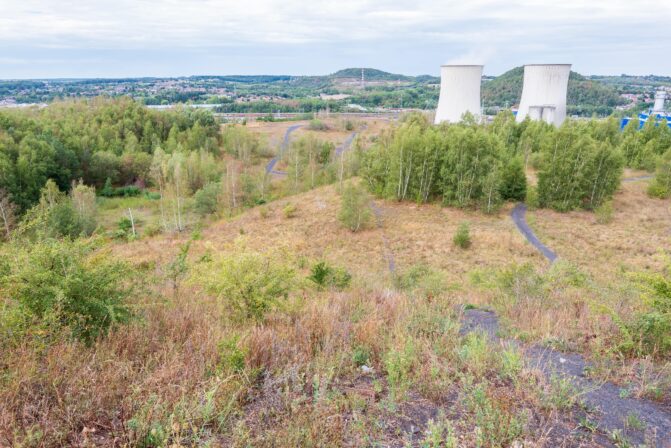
top-left (516, 64), bottom-right (571, 126)
top-left (434, 65), bottom-right (483, 124)
top-left (653, 91), bottom-right (667, 113)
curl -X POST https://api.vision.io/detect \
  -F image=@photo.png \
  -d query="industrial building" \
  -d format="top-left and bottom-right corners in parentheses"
top-left (515, 64), bottom-right (571, 126)
top-left (620, 89), bottom-right (671, 130)
top-left (434, 65), bottom-right (483, 124)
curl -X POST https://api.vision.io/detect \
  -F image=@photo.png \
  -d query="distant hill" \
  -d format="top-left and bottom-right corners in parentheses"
top-left (482, 66), bottom-right (626, 114)
top-left (330, 68), bottom-right (412, 82)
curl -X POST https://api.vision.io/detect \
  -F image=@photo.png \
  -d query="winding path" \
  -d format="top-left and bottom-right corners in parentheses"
top-left (510, 174), bottom-right (653, 264)
top-left (265, 124), bottom-right (302, 175)
top-left (510, 203), bottom-right (558, 263)
top-left (462, 309), bottom-right (671, 446)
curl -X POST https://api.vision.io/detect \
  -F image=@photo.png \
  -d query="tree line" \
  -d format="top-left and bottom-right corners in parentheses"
top-left (360, 112), bottom-right (665, 212)
top-left (0, 97), bottom-right (220, 212)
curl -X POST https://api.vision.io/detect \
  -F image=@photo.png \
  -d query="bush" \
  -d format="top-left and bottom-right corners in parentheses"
top-left (0, 238), bottom-right (133, 344)
top-left (194, 248), bottom-right (294, 321)
top-left (525, 185), bottom-right (539, 209)
top-left (499, 157), bottom-right (527, 201)
top-left (647, 152), bottom-right (671, 199)
top-left (193, 182), bottom-right (221, 216)
top-left (453, 222), bottom-right (471, 249)
top-left (308, 261), bottom-right (351, 290)
top-left (282, 203), bottom-right (297, 219)
top-left (595, 200), bottom-right (614, 224)
top-left (622, 265), bottom-right (671, 357)
top-left (395, 263), bottom-right (446, 297)
top-left (308, 119), bottom-right (328, 131)
top-left (338, 183), bottom-right (372, 232)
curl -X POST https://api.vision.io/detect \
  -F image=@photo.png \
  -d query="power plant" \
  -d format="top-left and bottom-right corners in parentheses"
top-left (515, 64), bottom-right (571, 126)
top-left (434, 65), bottom-right (483, 124)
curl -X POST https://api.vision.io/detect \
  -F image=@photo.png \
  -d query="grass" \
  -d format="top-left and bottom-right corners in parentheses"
top-left (2, 141), bottom-right (670, 445)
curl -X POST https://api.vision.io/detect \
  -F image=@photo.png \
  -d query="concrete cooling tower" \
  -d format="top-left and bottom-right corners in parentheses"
top-left (516, 64), bottom-right (571, 126)
top-left (653, 91), bottom-right (668, 113)
top-left (434, 65), bottom-right (483, 124)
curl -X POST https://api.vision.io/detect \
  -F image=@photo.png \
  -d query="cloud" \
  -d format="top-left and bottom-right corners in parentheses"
top-left (0, 0), bottom-right (669, 77)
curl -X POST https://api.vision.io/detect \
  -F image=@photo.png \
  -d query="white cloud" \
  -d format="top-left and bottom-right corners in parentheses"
top-left (1, 0), bottom-right (668, 48)
top-left (1, 0), bottom-right (669, 77)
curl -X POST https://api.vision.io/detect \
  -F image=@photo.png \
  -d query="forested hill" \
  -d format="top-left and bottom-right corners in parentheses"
top-left (329, 68), bottom-right (413, 81)
top-left (481, 66), bottom-right (627, 115)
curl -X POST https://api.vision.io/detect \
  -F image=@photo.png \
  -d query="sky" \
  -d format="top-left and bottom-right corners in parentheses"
top-left (1, 0), bottom-right (670, 79)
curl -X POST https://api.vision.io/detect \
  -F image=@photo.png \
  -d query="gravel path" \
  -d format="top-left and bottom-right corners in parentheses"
top-left (510, 203), bottom-right (558, 263)
top-left (265, 124), bottom-right (302, 175)
top-left (622, 175), bottom-right (653, 183)
top-left (462, 309), bottom-right (671, 447)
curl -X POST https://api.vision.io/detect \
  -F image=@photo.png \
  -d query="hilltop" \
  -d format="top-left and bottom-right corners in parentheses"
top-left (481, 66), bottom-right (627, 114)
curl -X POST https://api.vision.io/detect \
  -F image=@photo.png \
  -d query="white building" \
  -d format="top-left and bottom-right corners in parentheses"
top-left (516, 64), bottom-right (571, 126)
top-left (434, 65), bottom-right (483, 124)
top-left (653, 90), bottom-right (667, 114)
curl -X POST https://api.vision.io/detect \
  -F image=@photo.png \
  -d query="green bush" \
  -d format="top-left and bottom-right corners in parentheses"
top-left (395, 263), bottom-right (446, 297)
top-left (194, 248), bottom-right (294, 321)
top-left (499, 157), bottom-right (527, 201)
top-left (308, 119), bottom-right (328, 131)
top-left (453, 222), bottom-right (471, 249)
top-left (308, 260), bottom-right (352, 290)
top-left (0, 238), bottom-right (133, 344)
top-left (338, 183), bottom-right (372, 232)
top-left (525, 185), bottom-right (539, 209)
top-left (621, 265), bottom-right (671, 357)
top-left (647, 152), bottom-right (671, 199)
top-left (218, 335), bottom-right (246, 373)
top-left (193, 182), bottom-right (221, 216)
top-left (282, 203), bottom-right (297, 219)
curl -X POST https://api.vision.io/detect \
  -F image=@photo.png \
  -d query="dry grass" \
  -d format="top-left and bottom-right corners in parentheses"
top-left (4, 165), bottom-right (670, 445)
top-left (530, 177), bottom-right (669, 283)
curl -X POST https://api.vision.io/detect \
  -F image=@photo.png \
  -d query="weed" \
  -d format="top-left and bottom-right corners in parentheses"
top-left (420, 411), bottom-right (457, 448)
top-left (384, 339), bottom-right (417, 399)
top-left (542, 374), bottom-right (578, 410)
top-left (595, 200), bottom-right (614, 224)
top-left (467, 383), bottom-right (525, 447)
top-left (453, 222), bottom-right (471, 249)
top-left (283, 203), bottom-right (297, 218)
top-left (625, 412), bottom-right (645, 431)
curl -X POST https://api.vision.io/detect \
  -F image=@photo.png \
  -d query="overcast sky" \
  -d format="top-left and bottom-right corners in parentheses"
top-left (2, 0), bottom-right (670, 79)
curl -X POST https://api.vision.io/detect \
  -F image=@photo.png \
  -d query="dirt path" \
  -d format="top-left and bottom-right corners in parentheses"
top-left (462, 309), bottom-right (671, 447)
top-left (510, 203), bottom-right (558, 263)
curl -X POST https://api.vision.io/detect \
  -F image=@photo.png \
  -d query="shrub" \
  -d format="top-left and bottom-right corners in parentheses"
top-left (395, 263), bottom-right (446, 297)
top-left (143, 222), bottom-right (162, 237)
top-left (308, 119), bottom-right (328, 131)
top-left (194, 248), bottom-right (294, 321)
top-left (525, 185), bottom-right (539, 209)
top-left (595, 200), bottom-right (614, 224)
top-left (647, 152), bottom-right (671, 199)
top-left (467, 383), bottom-right (525, 447)
top-left (620, 265), bottom-right (671, 357)
top-left (338, 183), bottom-right (372, 232)
top-left (499, 157), bottom-right (527, 201)
top-left (308, 261), bottom-right (352, 290)
top-left (0, 238), bottom-right (133, 344)
top-left (453, 222), bottom-right (471, 249)
top-left (282, 203), bottom-right (297, 219)
top-left (193, 182), bottom-right (221, 216)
